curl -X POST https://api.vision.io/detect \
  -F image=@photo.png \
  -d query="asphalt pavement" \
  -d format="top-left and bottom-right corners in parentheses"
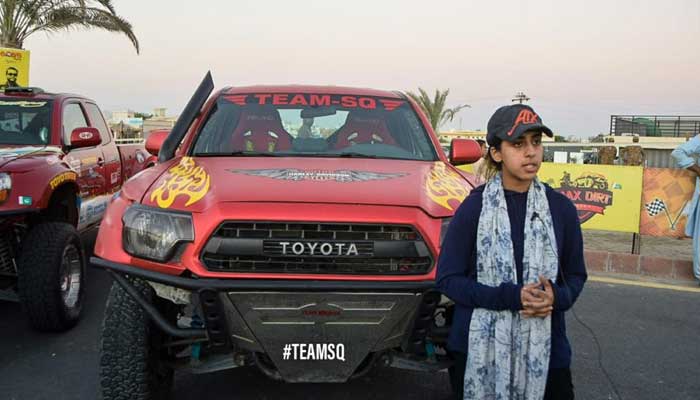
top-left (1, 230), bottom-right (699, 400)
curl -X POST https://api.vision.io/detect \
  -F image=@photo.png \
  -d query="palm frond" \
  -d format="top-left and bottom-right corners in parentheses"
top-left (0, 0), bottom-right (138, 53)
top-left (407, 87), bottom-right (469, 131)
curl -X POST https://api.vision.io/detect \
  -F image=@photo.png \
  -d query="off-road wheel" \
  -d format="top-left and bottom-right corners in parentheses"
top-left (16, 222), bottom-right (85, 332)
top-left (100, 278), bottom-right (174, 400)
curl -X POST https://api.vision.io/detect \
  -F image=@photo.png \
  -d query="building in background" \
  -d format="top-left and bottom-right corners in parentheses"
top-left (438, 129), bottom-right (555, 145)
top-left (143, 107), bottom-right (177, 138)
top-left (610, 115), bottom-right (700, 138)
top-left (110, 110), bottom-right (135, 123)
top-left (438, 130), bottom-right (486, 145)
top-left (108, 108), bottom-right (178, 141)
top-left (109, 110), bottom-right (143, 139)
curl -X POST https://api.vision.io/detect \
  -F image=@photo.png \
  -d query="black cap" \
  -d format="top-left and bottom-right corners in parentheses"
top-left (486, 104), bottom-right (553, 147)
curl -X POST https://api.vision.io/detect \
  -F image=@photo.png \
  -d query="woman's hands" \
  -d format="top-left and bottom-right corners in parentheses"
top-left (520, 275), bottom-right (554, 318)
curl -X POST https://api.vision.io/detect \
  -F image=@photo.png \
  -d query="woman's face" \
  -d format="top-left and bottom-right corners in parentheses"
top-left (490, 131), bottom-right (543, 187)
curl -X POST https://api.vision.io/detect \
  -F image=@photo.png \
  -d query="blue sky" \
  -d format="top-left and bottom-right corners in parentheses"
top-left (23, 0), bottom-right (700, 138)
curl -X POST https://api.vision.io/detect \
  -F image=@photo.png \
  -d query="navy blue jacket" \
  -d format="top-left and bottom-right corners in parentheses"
top-left (436, 183), bottom-right (587, 369)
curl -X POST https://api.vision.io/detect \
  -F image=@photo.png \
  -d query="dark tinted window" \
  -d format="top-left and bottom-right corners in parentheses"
top-left (0, 99), bottom-right (52, 145)
top-left (192, 93), bottom-right (437, 161)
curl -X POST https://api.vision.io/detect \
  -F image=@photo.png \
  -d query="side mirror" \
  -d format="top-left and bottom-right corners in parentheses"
top-left (145, 129), bottom-right (170, 156)
top-left (449, 139), bottom-right (482, 165)
top-left (70, 127), bottom-right (101, 148)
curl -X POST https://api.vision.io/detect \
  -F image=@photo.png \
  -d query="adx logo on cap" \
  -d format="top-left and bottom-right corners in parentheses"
top-left (507, 109), bottom-right (539, 136)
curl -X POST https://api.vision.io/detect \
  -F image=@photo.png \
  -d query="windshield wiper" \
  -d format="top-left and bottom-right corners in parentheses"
top-left (334, 152), bottom-right (381, 159)
top-left (193, 151), bottom-right (418, 161)
top-left (193, 151), bottom-right (284, 157)
top-left (300, 152), bottom-right (417, 161)
top-left (0, 144), bottom-right (48, 169)
top-left (335, 152), bottom-right (418, 161)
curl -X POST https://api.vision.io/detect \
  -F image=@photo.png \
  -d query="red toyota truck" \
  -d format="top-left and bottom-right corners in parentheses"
top-left (0, 87), bottom-right (155, 332)
top-left (92, 73), bottom-right (481, 398)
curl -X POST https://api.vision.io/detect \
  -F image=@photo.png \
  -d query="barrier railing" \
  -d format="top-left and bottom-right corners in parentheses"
top-left (610, 115), bottom-right (700, 137)
top-left (115, 138), bottom-right (144, 145)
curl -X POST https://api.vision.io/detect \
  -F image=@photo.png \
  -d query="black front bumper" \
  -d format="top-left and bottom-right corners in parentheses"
top-left (90, 257), bottom-right (436, 292)
top-left (91, 256), bottom-right (436, 338)
top-left (92, 256), bottom-right (444, 381)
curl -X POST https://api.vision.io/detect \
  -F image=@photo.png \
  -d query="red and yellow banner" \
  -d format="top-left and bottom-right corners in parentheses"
top-left (456, 162), bottom-right (644, 233)
top-left (538, 163), bottom-right (643, 233)
top-left (639, 168), bottom-right (695, 237)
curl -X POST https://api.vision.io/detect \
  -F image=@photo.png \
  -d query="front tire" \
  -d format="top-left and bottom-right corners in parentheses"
top-left (100, 278), bottom-right (174, 400)
top-left (16, 222), bottom-right (85, 332)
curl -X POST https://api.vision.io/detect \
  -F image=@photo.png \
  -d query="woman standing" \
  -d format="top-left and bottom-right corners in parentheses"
top-left (437, 104), bottom-right (587, 399)
top-left (671, 135), bottom-right (700, 285)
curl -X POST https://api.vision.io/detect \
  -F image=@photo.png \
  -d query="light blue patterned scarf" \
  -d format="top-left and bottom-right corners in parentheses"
top-left (464, 173), bottom-right (559, 399)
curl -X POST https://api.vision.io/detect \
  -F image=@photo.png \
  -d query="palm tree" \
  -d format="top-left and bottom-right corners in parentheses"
top-left (0, 0), bottom-right (139, 53)
top-left (406, 88), bottom-right (469, 132)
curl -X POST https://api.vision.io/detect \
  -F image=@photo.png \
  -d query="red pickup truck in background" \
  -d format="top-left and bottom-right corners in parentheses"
top-left (0, 87), bottom-right (155, 332)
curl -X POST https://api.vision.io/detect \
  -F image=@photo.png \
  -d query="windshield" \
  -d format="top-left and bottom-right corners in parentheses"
top-left (0, 99), bottom-right (52, 145)
top-left (191, 93), bottom-right (437, 161)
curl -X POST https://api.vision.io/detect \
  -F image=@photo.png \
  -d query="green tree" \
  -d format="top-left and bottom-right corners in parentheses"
top-left (133, 112), bottom-right (152, 120)
top-left (0, 0), bottom-right (139, 53)
top-left (554, 135), bottom-right (567, 142)
top-left (406, 88), bottom-right (469, 132)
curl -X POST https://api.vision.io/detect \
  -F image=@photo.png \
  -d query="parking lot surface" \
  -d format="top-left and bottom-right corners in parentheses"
top-left (1, 231), bottom-right (698, 399)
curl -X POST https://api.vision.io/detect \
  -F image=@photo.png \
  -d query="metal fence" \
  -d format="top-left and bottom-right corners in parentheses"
top-left (610, 115), bottom-right (700, 137)
top-left (643, 148), bottom-right (676, 168)
top-left (543, 143), bottom-right (677, 168)
top-left (115, 138), bottom-right (144, 145)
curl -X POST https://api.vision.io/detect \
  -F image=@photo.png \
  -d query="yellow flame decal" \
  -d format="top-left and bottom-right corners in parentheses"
top-left (425, 162), bottom-right (468, 211)
top-left (150, 157), bottom-right (210, 208)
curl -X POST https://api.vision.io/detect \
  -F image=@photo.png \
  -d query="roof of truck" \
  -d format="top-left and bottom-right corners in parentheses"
top-left (0, 87), bottom-right (91, 101)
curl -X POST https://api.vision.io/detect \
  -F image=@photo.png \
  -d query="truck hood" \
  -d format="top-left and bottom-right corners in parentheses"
top-left (0, 145), bottom-right (63, 172)
top-left (141, 156), bottom-right (473, 218)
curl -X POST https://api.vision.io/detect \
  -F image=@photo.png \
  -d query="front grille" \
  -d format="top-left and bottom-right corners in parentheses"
top-left (214, 222), bottom-right (419, 241)
top-left (204, 255), bottom-right (432, 274)
top-left (202, 222), bottom-right (433, 275)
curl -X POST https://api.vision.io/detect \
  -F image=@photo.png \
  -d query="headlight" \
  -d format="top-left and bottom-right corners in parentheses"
top-left (122, 205), bottom-right (194, 262)
top-left (439, 217), bottom-right (452, 246)
top-left (0, 173), bottom-right (11, 204)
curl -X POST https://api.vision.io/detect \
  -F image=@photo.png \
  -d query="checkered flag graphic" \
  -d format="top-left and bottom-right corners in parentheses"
top-left (645, 198), bottom-right (667, 217)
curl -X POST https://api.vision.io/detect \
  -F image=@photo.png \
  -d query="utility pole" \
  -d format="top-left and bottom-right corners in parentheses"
top-left (512, 91), bottom-right (530, 104)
